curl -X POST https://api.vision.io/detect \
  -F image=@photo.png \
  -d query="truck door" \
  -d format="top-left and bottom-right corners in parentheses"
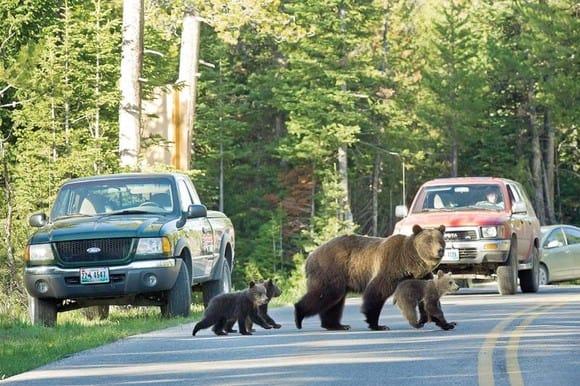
top-left (508, 184), bottom-right (533, 261)
top-left (177, 179), bottom-right (214, 280)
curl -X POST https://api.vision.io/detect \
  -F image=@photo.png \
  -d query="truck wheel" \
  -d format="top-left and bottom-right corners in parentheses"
top-left (202, 262), bottom-right (232, 308)
top-left (29, 296), bottom-right (57, 327)
top-left (82, 305), bottom-right (110, 321)
top-left (519, 245), bottom-right (540, 293)
top-left (160, 262), bottom-right (191, 318)
top-left (497, 238), bottom-right (518, 295)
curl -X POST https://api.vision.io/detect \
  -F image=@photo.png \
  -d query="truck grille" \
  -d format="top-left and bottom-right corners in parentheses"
top-left (56, 238), bottom-right (133, 263)
top-left (459, 248), bottom-right (478, 259)
top-left (444, 230), bottom-right (478, 241)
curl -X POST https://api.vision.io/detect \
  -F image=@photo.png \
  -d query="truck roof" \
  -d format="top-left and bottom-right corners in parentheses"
top-left (420, 177), bottom-right (517, 186)
top-left (62, 172), bottom-right (188, 184)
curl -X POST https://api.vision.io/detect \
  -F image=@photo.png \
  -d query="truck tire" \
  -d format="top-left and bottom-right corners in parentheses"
top-left (29, 296), bottom-right (57, 327)
top-left (202, 261), bottom-right (232, 308)
top-left (160, 262), bottom-right (191, 318)
top-left (497, 238), bottom-right (518, 295)
top-left (519, 245), bottom-right (540, 293)
top-left (82, 305), bottom-right (110, 320)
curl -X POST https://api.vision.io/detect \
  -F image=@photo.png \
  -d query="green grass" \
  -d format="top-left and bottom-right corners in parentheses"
top-left (0, 290), bottom-right (298, 381)
top-left (0, 305), bottom-right (203, 380)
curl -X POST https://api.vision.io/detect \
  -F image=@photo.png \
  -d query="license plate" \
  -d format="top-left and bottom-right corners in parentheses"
top-left (80, 267), bottom-right (110, 284)
top-left (443, 249), bottom-right (460, 261)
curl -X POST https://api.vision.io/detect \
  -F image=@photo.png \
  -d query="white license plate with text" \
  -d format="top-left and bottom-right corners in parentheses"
top-left (80, 267), bottom-right (110, 284)
top-left (443, 248), bottom-right (460, 261)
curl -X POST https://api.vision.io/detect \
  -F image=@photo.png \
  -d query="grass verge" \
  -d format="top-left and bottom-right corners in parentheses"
top-left (0, 305), bottom-right (203, 380)
top-left (0, 290), bottom-right (297, 381)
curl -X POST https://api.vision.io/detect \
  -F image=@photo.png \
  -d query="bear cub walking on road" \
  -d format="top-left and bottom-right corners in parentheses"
top-left (226, 278), bottom-right (282, 333)
top-left (393, 270), bottom-right (459, 330)
top-left (192, 281), bottom-right (272, 336)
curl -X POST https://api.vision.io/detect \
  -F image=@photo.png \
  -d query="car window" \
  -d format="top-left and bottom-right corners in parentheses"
top-left (507, 184), bottom-right (521, 205)
top-left (178, 179), bottom-right (194, 211)
top-left (52, 178), bottom-right (174, 218)
top-left (564, 227), bottom-right (580, 245)
top-left (544, 227), bottom-right (566, 248)
top-left (413, 184), bottom-right (505, 212)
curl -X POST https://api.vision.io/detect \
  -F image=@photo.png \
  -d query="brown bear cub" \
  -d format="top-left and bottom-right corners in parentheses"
top-left (393, 270), bottom-right (459, 330)
top-left (226, 279), bottom-right (282, 333)
top-left (294, 224), bottom-right (446, 331)
top-left (192, 281), bottom-right (272, 336)
top-left (251, 279), bottom-right (282, 330)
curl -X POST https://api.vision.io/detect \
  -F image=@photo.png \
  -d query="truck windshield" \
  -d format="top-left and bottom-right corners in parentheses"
top-left (411, 184), bottom-right (505, 213)
top-left (51, 178), bottom-right (175, 218)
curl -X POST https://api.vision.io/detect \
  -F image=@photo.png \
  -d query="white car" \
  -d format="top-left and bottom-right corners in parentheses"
top-left (539, 225), bottom-right (580, 285)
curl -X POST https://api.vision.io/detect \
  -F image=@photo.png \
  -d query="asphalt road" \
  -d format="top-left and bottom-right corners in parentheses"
top-left (3, 284), bottom-right (580, 386)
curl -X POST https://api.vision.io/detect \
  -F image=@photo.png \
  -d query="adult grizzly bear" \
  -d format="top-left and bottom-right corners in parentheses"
top-left (294, 224), bottom-right (445, 331)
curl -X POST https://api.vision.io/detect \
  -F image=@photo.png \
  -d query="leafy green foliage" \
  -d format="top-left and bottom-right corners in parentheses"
top-left (0, 0), bottom-right (578, 325)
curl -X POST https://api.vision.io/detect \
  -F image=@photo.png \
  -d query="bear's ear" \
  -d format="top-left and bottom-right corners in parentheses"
top-left (249, 281), bottom-right (256, 288)
top-left (436, 270), bottom-right (445, 278)
top-left (438, 225), bottom-right (446, 233)
top-left (412, 224), bottom-right (423, 235)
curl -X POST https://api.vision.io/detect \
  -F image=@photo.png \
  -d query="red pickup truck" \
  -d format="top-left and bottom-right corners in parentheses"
top-left (394, 177), bottom-right (541, 295)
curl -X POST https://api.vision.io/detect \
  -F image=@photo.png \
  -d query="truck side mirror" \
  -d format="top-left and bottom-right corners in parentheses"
top-left (511, 201), bottom-right (527, 214)
top-left (187, 204), bottom-right (207, 219)
top-left (29, 213), bottom-right (48, 227)
top-left (395, 205), bottom-right (408, 218)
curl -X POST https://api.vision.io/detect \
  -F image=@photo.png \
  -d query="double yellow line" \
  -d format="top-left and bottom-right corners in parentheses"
top-left (477, 303), bottom-right (562, 386)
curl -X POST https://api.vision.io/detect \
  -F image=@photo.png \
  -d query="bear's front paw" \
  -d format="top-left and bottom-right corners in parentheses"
top-left (441, 323), bottom-right (456, 330)
top-left (411, 322), bottom-right (425, 329)
top-left (322, 323), bottom-right (351, 331)
top-left (273, 323), bottom-right (282, 329)
top-left (369, 324), bottom-right (390, 331)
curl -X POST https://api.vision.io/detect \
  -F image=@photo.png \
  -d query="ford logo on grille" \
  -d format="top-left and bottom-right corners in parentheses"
top-left (87, 247), bottom-right (101, 254)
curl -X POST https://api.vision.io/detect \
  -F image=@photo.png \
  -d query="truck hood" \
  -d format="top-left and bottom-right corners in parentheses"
top-left (395, 210), bottom-right (510, 234)
top-left (29, 214), bottom-right (173, 243)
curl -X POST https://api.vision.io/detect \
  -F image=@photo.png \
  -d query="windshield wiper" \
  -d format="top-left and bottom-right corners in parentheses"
top-left (104, 209), bottom-right (157, 216)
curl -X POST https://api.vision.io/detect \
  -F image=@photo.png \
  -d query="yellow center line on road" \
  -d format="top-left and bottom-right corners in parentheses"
top-left (505, 304), bottom-right (563, 386)
top-left (477, 304), bottom-right (544, 386)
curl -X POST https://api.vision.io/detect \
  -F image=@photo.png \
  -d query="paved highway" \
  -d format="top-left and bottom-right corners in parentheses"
top-left (3, 285), bottom-right (579, 386)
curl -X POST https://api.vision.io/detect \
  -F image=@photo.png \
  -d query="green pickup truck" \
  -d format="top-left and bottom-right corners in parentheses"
top-left (24, 173), bottom-right (235, 326)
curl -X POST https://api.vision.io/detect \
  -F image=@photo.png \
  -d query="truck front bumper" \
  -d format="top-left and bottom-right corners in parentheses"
top-left (24, 258), bottom-right (182, 300)
top-left (441, 239), bottom-right (511, 265)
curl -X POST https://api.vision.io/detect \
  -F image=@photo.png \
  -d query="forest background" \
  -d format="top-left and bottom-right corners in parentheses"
top-left (0, 0), bottom-right (578, 322)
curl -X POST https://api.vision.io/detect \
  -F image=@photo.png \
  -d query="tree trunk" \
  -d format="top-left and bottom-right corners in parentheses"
top-left (451, 140), bottom-right (458, 177)
top-left (175, 10), bottom-right (202, 171)
top-left (338, 145), bottom-right (353, 223)
top-left (118, 0), bottom-right (144, 170)
top-left (543, 109), bottom-right (557, 224)
top-left (371, 154), bottom-right (382, 236)
top-left (528, 82), bottom-right (545, 223)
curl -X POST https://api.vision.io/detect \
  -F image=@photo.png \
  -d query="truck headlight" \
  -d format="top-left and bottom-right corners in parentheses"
top-left (26, 244), bottom-right (55, 262)
top-left (136, 237), bottom-right (171, 256)
top-left (481, 226), bottom-right (502, 238)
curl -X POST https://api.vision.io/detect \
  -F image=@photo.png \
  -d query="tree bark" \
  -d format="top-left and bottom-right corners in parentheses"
top-left (118, 0), bottom-right (144, 170)
top-left (175, 10), bottom-right (202, 171)
top-left (338, 144), bottom-right (353, 223)
top-left (543, 109), bottom-right (556, 224)
top-left (528, 82), bottom-right (545, 223)
top-left (371, 154), bottom-right (382, 236)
